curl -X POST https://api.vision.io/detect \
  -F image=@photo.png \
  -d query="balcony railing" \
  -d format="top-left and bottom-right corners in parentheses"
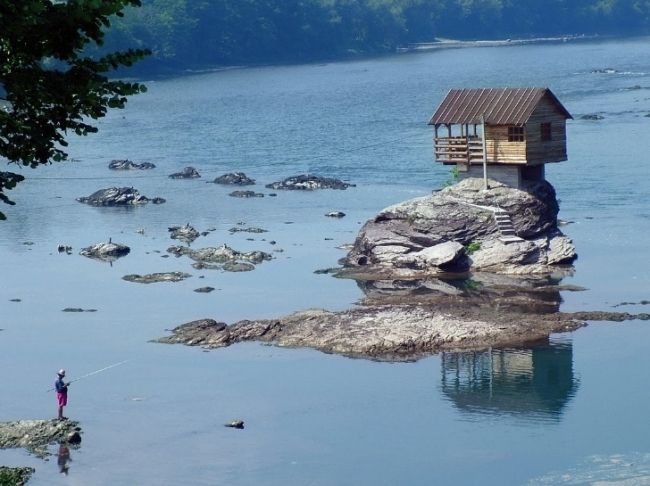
top-left (434, 136), bottom-right (484, 164)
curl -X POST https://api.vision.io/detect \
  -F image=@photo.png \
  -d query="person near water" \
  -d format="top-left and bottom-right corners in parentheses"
top-left (55, 369), bottom-right (69, 420)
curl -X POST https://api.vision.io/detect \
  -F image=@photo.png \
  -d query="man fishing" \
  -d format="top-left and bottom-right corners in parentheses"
top-left (55, 369), bottom-right (70, 420)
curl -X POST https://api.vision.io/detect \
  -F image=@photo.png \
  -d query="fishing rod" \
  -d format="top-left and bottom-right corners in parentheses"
top-left (46, 360), bottom-right (130, 392)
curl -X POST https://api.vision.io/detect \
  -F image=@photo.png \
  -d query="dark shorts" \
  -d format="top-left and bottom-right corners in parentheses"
top-left (56, 392), bottom-right (67, 407)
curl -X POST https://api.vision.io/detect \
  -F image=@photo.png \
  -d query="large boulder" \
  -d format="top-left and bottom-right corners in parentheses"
top-left (344, 178), bottom-right (576, 277)
top-left (77, 187), bottom-right (165, 206)
top-left (265, 174), bottom-right (354, 190)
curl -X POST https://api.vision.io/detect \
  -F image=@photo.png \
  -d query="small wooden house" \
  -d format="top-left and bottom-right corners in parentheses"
top-left (429, 88), bottom-right (572, 188)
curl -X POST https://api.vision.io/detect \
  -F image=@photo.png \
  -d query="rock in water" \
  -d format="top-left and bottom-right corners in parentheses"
top-left (80, 241), bottom-right (130, 261)
top-left (344, 178), bottom-right (576, 277)
top-left (169, 166), bottom-right (201, 179)
top-left (168, 224), bottom-right (200, 243)
top-left (228, 190), bottom-right (264, 198)
top-left (77, 187), bottom-right (164, 206)
top-left (0, 419), bottom-right (82, 458)
top-left (212, 172), bottom-right (255, 185)
top-left (265, 174), bottom-right (355, 190)
top-left (108, 159), bottom-right (156, 170)
top-left (325, 211), bottom-right (346, 218)
top-left (224, 420), bottom-right (244, 429)
top-left (122, 272), bottom-right (191, 284)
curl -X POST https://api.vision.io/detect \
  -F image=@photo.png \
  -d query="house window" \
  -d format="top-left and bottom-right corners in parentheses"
top-left (541, 122), bottom-right (552, 142)
top-left (508, 126), bottom-right (525, 142)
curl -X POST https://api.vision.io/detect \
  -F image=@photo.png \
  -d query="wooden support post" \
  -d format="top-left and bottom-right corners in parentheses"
top-left (481, 115), bottom-right (488, 190)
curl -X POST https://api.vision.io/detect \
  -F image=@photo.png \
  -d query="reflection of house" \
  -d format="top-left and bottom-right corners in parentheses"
top-left (429, 88), bottom-right (572, 188)
top-left (440, 340), bottom-right (578, 419)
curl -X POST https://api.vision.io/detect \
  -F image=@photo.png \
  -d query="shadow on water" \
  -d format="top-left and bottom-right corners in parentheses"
top-left (439, 338), bottom-right (579, 422)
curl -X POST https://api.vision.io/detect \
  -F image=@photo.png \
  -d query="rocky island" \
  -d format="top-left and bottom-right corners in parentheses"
top-left (152, 177), bottom-right (650, 362)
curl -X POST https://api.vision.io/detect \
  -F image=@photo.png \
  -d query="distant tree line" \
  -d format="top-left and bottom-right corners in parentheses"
top-left (82, 0), bottom-right (650, 71)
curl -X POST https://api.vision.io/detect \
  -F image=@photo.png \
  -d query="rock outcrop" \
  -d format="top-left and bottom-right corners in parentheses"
top-left (108, 159), bottom-right (156, 170)
top-left (344, 178), bottom-right (576, 277)
top-left (80, 241), bottom-right (130, 261)
top-left (77, 187), bottom-right (165, 206)
top-left (0, 420), bottom-right (82, 458)
top-left (169, 167), bottom-right (200, 179)
top-left (212, 172), bottom-right (255, 185)
top-left (265, 174), bottom-right (355, 190)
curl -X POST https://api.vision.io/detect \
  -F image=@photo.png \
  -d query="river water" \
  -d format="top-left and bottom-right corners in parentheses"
top-left (1, 37), bottom-right (650, 485)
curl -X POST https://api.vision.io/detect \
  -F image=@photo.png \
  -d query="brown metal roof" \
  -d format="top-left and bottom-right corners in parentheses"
top-left (428, 88), bottom-right (572, 126)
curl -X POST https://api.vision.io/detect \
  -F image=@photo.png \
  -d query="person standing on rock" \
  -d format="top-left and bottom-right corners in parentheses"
top-left (55, 369), bottom-right (70, 420)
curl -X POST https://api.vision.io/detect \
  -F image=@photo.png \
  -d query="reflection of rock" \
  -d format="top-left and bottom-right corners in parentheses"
top-left (122, 272), bottom-right (191, 284)
top-left (169, 166), bottom-right (200, 179)
top-left (108, 159), bottom-right (155, 170)
top-left (344, 178), bottom-right (576, 277)
top-left (0, 466), bottom-right (34, 485)
top-left (440, 339), bottom-right (578, 420)
top-left (168, 224), bottom-right (200, 243)
top-left (212, 172), bottom-right (255, 185)
top-left (265, 174), bottom-right (355, 190)
top-left (77, 187), bottom-right (165, 206)
top-left (0, 420), bottom-right (82, 458)
top-left (80, 241), bottom-right (130, 261)
top-left (353, 272), bottom-right (579, 314)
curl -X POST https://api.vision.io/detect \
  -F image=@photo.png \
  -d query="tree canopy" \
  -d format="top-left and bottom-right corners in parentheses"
top-left (0, 0), bottom-right (149, 219)
top-left (106, 0), bottom-right (650, 72)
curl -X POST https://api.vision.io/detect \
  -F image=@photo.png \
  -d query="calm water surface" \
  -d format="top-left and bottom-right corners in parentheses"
top-left (1, 37), bottom-right (650, 485)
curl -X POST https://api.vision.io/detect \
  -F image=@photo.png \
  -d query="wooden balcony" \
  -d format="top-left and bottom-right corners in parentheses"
top-left (434, 136), bottom-right (484, 164)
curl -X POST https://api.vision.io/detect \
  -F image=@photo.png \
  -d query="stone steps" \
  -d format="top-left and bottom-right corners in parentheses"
top-left (493, 210), bottom-right (524, 243)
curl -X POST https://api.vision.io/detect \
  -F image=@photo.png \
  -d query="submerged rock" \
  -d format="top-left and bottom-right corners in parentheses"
top-left (344, 178), bottom-right (576, 277)
top-left (80, 241), bottom-right (130, 261)
top-left (212, 172), bottom-right (255, 185)
top-left (77, 187), bottom-right (165, 206)
top-left (168, 224), bottom-right (200, 243)
top-left (108, 159), bottom-right (156, 170)
top-left (169, 166), bottom-right (201, 179)
top-left (580, 114), bottom-right (605, 120)
top-left (265, 174), bottom-right (355, 190)
top-left (0, 419), bottom-right (82, 458)
top-left (122, 272), bottom-right (191, 284)
top-left (326, 211), bottom-right (346, 218)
